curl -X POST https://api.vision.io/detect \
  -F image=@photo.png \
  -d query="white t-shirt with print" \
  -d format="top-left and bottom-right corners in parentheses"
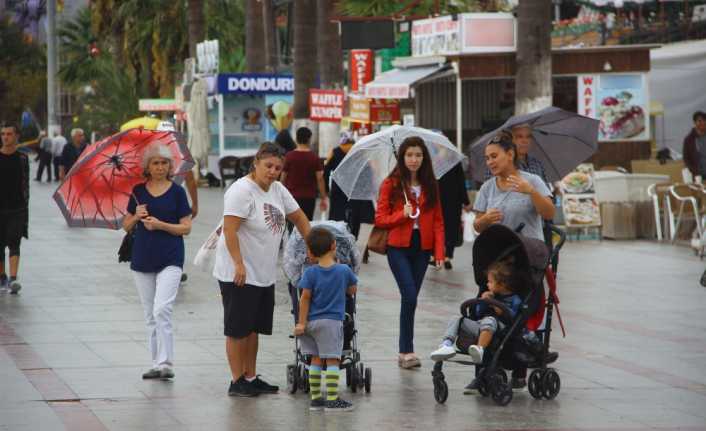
top-left (213, 176), bottom-right (299, 286)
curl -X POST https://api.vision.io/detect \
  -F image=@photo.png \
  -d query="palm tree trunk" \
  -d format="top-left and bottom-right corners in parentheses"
top-left (293, 0), bottom-right (317, 120)
top-left (316, 0), bottom-right (343, 157)
top-left (246, 0), bottom-right (266, 72)
top-left (515, 0), bottom-right (553, 115)
top-left (262, 0), bottom-right (277, 73)
top-left (187, 0), bottom-right (205, 59)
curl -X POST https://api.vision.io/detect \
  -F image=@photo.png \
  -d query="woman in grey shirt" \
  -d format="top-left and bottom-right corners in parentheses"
top-left (473, 132), bottom-right (554, 241)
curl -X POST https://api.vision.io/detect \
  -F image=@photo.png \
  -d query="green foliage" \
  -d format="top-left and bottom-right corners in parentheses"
top-left (338, 0), bottom-right (512, 17)
top-left (58, 7), bottom-right (102, 88)
top-left (205, 0), bottom-right (246, 73)
top-left (0, 17), bottom-right (46, 126)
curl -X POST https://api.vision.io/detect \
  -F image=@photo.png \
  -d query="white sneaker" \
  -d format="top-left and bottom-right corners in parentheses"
top-left (468, 345), bottom-right (484, 364)
top-left (430, 343), bottom-right (456, 362)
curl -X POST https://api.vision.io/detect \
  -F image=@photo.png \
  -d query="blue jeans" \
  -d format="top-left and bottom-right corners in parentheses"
top-left (386, 230), bottom-right (431, 354)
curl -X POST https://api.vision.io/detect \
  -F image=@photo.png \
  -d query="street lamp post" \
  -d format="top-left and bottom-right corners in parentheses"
top-left (47, 0), bottom-right (59, 135)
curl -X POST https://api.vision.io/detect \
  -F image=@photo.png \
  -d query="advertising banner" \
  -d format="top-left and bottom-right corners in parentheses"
top-left (218, 73), bottom-right (294, 95)
top-left (309, 89), bottom-right (345, 122)
top-left (411, 15), bottom-right (460, 57)
top-left (349, 50), bottom-right (374, 93)
top-left (561, 164), bottom-right (601, 227)
top-left (578, 74), bottom-right (650, 142)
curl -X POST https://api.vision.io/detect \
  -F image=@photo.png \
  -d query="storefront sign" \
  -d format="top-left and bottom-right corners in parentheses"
top-left (217, 73), bottom-right (294, 95)
top-left (460, 13), bottom-right (515, 53)
top-left (577, 74), bottom-right (649, 142)
top-left (411, 15), bottom-right (460, 57)
top-left (349, 50), bottom-right (374, 93)
top-left (138, 98), bottom-right (180, 112)
top-left (370, 99), bottom-right (400, 123)
top-left (561, 164), bottom-right (601, 227)
top-left (365, 83), bottom-right (410, 99)
top-left (349, 97), bottom-right (370, 122)
top-left (309, 89), bottom-right (344, 122)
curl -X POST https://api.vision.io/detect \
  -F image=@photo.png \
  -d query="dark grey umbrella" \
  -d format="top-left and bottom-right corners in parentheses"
top-left (469, 107), bottom-right (599, 183)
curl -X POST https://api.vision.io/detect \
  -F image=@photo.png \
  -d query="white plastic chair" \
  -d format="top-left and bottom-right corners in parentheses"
top-left (647, 182), bottom-right (674, 241)
top-left (669, 184), bottom-right (705, 256)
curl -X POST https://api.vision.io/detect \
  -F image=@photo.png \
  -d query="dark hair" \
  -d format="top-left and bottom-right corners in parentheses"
top-left (487, 256), bottom-right (518, 293)
top-left (306, 227), bottom-right (335, 257)
top-left (1, 123), bottom-right (19, 134)
top-left (693, 111), bottom-right (706, 122)
top-left (296, 127), bottom-right (312, 144)
top-left (388, 136), bottom-right (438, 210)
top-left (274, 129), bottom-right (296, 152)
top-left (486, 131), bottom-right (518, 166)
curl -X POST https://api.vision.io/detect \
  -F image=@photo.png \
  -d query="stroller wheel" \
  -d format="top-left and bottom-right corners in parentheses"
top-left (357, 363), bottom-right (365, 390)
top-left (345, 366), bottom-right (352, 387)
top-left (528, 369), bottom-right (545, 399)
top-left (433, 376), bottom-right (448, 404)
top-left (542, 368), bottom-right (561, 400)
top-left (297, 364), bottom-right (309, 392)
top-left (490, 377), bottom-right (513, 406)
top-left (364, 367), bottom-right (372, 393)
top-left (350, 367), bottom-right (359, 393)
top-left (286, 364), bottom-right (297, 394)
top-left (476, 368), bottom-right (489, 397)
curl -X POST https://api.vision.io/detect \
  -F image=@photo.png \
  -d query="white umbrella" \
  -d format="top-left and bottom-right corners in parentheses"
top-left (331, 125), bottom-right (465, 202)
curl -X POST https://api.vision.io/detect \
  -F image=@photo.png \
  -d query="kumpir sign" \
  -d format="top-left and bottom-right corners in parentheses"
top-left (217, 73), bottom-right (294, 95)
top-left (309, 89), bottom-right (345, 122)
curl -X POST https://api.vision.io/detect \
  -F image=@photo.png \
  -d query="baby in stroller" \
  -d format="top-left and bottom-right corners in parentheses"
top-left (429, 224), bottom-right (564, 406)
top-left (430, 256), bottom-right (521, 364)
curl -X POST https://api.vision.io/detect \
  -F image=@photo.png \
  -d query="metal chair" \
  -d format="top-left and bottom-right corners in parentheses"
top-left (218, 156), bottom-right (239, 189)
top-left (669, 183), bottom-right (706, 256)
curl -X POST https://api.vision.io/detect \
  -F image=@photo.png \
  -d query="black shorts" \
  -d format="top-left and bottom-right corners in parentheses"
top-left (0, 210), bottom-right (26, 252)
top-left (219, 281), bottom-right (275, 339)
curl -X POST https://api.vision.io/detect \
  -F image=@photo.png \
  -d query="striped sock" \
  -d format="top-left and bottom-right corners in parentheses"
top-left (325, 366), bottom-right (340, 401)
top-left (309, 365), bottom-right (322, 400)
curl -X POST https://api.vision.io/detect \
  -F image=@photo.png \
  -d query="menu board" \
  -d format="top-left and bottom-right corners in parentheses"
top-left (561, 164), bottom-right (602, 227)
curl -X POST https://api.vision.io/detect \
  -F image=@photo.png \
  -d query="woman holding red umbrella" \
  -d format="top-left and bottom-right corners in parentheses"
top-left (122, 143), bottom-right (192, 380)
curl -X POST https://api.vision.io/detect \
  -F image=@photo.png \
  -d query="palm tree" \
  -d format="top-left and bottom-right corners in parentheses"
top-left (337, 0), bottom-right (506, 17)
top-left (58, 7), bottom-right (102, 88)
top-left (316, 0), bottom-right (343, 157)
top-left (515, 0), bottom-right (553, 115)
top-left (187, 0), bottom-right (206, 58)
top-left (292, 0), bottom-right (317, 120)
top-left (205, 0), bottom-right (247, 72)
top-left (245, 0), bottom-right (266, 72)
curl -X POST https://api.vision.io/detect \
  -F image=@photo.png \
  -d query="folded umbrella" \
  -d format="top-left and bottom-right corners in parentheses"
top-left (331, 125), bottom-right (465, 202)
top-left (53, 128), bottom-right (194, 229)
top-left (469, 107), bottom-right (599, 183)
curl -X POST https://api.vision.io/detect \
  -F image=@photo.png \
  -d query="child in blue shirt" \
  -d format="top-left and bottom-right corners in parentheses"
top-left (294, 227), bottom-right (357, 412)
top-left (430, 257), bottom-right (522, 364)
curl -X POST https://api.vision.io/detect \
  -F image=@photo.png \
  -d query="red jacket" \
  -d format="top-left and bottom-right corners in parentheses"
top-left (374, 177), bottom-right (445, 261)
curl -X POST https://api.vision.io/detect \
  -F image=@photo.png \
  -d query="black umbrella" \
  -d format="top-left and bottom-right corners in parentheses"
top-left (469, 107), bottom-right (599, 183)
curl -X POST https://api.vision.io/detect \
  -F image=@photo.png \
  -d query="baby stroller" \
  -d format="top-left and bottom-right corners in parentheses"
top-left (282, 220), bottom-right (372, 394)
top-left (431, 223), bottom-right (566, 406)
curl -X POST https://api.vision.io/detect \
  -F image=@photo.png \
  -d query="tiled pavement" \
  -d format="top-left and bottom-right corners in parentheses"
top-left (1, 169), bottom-right (705, 430)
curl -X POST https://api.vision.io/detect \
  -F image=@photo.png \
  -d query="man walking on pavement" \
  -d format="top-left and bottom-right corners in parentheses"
top-left (35, 131), bottom-right (53, 182)
top-left (682, 111), bottom-right (706, 180)
top-left (59, 128), bottom-right (87, 180)
top-left (52, 130), bottom-right (67, 181)
top-left (0, 124), bottom-right (30, 294)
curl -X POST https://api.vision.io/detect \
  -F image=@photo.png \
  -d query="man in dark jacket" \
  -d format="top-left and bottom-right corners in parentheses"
top-left (0, 124), bottom-right (30, 294)
top-left (59, 128), bottom-right (87, 180)
top-left (682, 111), bottom-right (706, 179)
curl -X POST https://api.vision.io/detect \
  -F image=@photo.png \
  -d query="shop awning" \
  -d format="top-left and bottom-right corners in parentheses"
top-left (364, 64), bottom-right (449, 99)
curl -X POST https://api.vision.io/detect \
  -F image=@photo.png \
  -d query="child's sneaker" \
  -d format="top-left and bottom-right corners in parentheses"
top-left (430, 342), bottom-right (456, 362)
top-left (310, 398), bottom-right (325, 411)
top-left (324, 398), bottom-right (354, 412)
top-left (468, 345), bottom-right (484, 364)
top-left (463, 378), bottom-right (480, 395)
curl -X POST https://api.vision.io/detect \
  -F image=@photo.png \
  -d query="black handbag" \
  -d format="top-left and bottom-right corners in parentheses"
top-left (118, 229), bottom-right (135, 263)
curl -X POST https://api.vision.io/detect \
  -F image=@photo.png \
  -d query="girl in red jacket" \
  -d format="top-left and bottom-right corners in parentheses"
top-left (375, 136), bottom-right (445, 369)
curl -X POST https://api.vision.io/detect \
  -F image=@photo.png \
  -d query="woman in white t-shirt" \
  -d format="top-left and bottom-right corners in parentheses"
top-left (213, 142), bottom-right (310, 397)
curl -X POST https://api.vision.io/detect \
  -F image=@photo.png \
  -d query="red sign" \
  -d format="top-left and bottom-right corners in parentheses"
top-left (370, 99), bottom-right (400, 123)
top-left (309, 89), bottom-right (344, 122)
top-left (349, 49), bottom-right (374, 93)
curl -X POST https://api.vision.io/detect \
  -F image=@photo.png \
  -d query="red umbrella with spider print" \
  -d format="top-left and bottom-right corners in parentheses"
top-left (52, 128), bottom-right (195, 229)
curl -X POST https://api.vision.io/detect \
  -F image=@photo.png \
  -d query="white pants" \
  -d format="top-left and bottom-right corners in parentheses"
top-left (133, 266), bottom-right (182, 369)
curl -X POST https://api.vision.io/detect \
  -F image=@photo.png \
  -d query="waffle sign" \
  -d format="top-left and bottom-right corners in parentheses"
top-left (309, 89), bottom-right (344, 122)
top-left (350, 49), bottom-right (374, 93)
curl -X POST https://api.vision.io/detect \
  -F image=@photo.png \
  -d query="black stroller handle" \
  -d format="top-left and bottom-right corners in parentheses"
top-left (459, 298), bottom-right (515, 327)
top-left (549, 224), bottom-right (567, 260)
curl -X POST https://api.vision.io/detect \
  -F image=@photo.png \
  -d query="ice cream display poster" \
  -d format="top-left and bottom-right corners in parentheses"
top-left (577, 74), bottom-right (650, 142)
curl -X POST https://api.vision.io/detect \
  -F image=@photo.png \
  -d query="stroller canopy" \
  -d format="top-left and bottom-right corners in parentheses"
top-left (472, 224), bottom-right (549, 288)
top-left (283, 220), bottom-right (362, 286)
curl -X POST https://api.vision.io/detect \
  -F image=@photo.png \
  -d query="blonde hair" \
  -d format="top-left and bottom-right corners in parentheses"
top-left (141, 144), bottom-right (174, 178)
